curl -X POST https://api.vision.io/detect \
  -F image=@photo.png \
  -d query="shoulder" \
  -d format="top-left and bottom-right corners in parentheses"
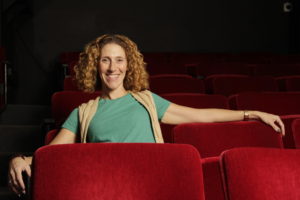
top-left (78, 96), bottom-right (100, 111)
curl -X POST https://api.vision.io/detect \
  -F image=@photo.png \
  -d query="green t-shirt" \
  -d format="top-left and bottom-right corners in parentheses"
top-left (62, 92), bottom-right (170, 143)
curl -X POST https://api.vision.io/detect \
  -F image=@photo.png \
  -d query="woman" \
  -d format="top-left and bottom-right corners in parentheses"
top-left (8, 34), bottom-right (285, 196)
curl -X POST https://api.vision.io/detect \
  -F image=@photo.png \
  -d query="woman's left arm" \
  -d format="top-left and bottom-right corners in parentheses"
top-left (161, 103), bottom-right (285, 136)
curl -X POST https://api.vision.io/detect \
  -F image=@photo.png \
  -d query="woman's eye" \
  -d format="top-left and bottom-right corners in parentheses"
top-left (101, 58), bottom-right (109, 63)
top-left (116, 59), bottom-right (125, 63)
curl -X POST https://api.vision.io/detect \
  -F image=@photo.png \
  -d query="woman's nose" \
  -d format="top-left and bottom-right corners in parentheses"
top-left (108, 61), bottom-right (116, 71)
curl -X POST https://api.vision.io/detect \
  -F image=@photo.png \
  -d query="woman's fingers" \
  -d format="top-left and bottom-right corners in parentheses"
top-left (267, 115), bottom-right (285, 136)
top-left (15, 168), bottom-right (25, 193)
top-left (8, 171), bottom-right (22, 195)
top-left (9, 169), bottom-right (18, 189)
top-left (25, 165), bottom-right (31, 177)
top-left (259, 112), bottom-right (285, 136)
top-left (275, 117), bottom-right (285, 136)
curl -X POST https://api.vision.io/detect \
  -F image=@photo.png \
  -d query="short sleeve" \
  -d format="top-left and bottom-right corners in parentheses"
top-left (151, 93), bottom-right (171, 120)
top-left (61, 108), bottom-right (79, 134)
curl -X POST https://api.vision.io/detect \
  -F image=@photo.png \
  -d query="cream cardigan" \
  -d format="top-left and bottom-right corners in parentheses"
top-left (78, 90), bottom-right (164, 143)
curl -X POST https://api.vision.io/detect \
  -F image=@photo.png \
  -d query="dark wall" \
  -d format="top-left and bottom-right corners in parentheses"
top-left (1, 0), bottom-right (298, 104)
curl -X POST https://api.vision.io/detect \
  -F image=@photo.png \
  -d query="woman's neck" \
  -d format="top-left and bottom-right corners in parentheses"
top-left (101, 87), bottom-right (128, 100)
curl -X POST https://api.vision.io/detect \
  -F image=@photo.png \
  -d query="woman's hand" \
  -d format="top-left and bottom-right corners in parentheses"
top-left (249, 111), bottom-right (285, 136)
top-left (8, 156), bottom-right (31, 196)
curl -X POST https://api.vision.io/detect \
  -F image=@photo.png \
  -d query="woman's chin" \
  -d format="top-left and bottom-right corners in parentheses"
top-left (103, 84), bottom-right (124, 92)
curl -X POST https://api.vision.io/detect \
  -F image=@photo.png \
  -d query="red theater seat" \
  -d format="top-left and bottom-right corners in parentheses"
top-left (205, 74), bottom-right (278, 96)
top-left (276, 75), bottom-right (300, 91)
top-left (32, 143), bottom-right (205, 200)
top-left (229, 92), bottom-right (300, 115)
top-left (44, 129), bottom-right (59, 145)
top-left (185, 62), bottom-right (253, 78)
top-left (221, 147), bottom-right (300, 200)
top-left (51, 91), bottom-right (101, 127)
top-left (252, 63), bottom-right (300, 76)
top-left (160, 93), bottom-right (229, 143)
top-left (281, 115), bottom-right (300, 149)
top-left (59, 52), bottom-right (80, 65)
top-left (173, 121), bottom-right (283, 158)
top-left (292, 118), bottom-right (300, 149)
top-left (150, 74), bottom-right (205, 94)
top-left (173, 121), bottom-right (283, 200)
top-left (161, 93), bottom-right (229, 109)
top-left (63, 76), bottom-right (79, 90)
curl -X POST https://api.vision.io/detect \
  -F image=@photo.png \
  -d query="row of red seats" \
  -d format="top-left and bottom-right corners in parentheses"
top-left (58, 51), bottom-right (300, 76)
top-left (63, 74), bottom-right (300, 95)
top-left (50, 91), bottom-right (300, 148)
top-left (43, 89), bottom-right (300, 200)
top-left (35, 119), bottom-right (300, 200)
top-left (59, 52), bottom-right (300, 65)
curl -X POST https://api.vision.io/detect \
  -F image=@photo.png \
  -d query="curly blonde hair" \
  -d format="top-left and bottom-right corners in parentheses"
top-left (74, 34), bottom-right (149, 93)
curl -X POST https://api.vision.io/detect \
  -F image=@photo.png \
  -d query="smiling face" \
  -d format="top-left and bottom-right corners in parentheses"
top-left (99, 43), bottom-right (128, 94)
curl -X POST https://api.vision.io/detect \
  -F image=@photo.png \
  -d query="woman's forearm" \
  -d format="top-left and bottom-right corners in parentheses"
top-left (162, 104), bottom-right (260, 124)
top-left (198, 109), bottom-right (260, 123)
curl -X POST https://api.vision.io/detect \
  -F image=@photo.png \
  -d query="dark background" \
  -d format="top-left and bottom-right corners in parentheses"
top-left (0, 0), bottom-right (299, 105)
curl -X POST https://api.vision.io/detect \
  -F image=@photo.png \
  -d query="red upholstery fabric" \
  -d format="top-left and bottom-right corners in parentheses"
top-left (186, 62), bottom-right (253, 78)
top-left (202, 157), bottom-right (225, 200)
top-left (160, 93), bottom-right (229, 143)
top-left (146, 62), bottom-right (187, 75)
top-left (281, 115), bottom-right (300, 148)
top-left (149, 74), bottom-right (205, 94)
top-left (59, 52), bottom-right (80, 65)
top-left (63, 76), bottom-right (79, 91)
top-left (252, 63), bottom-right (300, 76)
top-left (292, 119), bottom-right (300, 149)
top-left (230, 92), bottom-right (300, 115)
top-left (221, 147), bottom-right (300, 200)
top-left (276, 75), bottom-right (300, 91)
top-left (205, 74), bottom-right (278, 96)
top-left (44, 129), bottom-right (59, 145)
top-left (51, 91), bottom-right (101, 127)
top-left (161, 93), bottom-right (229, 109)
top-left (32, 143), bottom-right (205, 200)
top-left (173, 121), bottom-right (283, 158)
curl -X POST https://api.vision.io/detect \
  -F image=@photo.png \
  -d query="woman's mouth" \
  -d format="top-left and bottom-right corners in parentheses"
top-left (106, 74), bottom-right (120, 81)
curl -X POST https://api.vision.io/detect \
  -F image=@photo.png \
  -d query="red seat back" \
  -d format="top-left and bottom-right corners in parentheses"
top-left (221, 147), bottom-right (300, 200)
top-left (292, 118), bottom-right (300, 149)
top-left (51, 91), bottom-right (101, 127)
top-left (32, 143), bottom-right (205, 200)
top-left (44, 129), bottom-right (60, 145)
top-left (205, 74), bottom-right (278, 96)
top-left (281, 115), bottom-right (300, 148)
top-left (63, 76), bottom-right (79, 91)
top-left (150, 74), bottom-right (205, 94)
top-left (160, 93), bottom-right (228, 143)
top-left (173, 121), bottom-right (283, 158)
top-left (161, 93), bottom-right (228, 109)
top-left (229, 92), bottom-right (300, 115)
top-left (276, 75), bottom-right (300, 92)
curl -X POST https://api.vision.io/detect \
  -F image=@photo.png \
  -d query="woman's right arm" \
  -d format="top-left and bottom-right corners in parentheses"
top-left (8, 128), bottom-right (76, 196)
